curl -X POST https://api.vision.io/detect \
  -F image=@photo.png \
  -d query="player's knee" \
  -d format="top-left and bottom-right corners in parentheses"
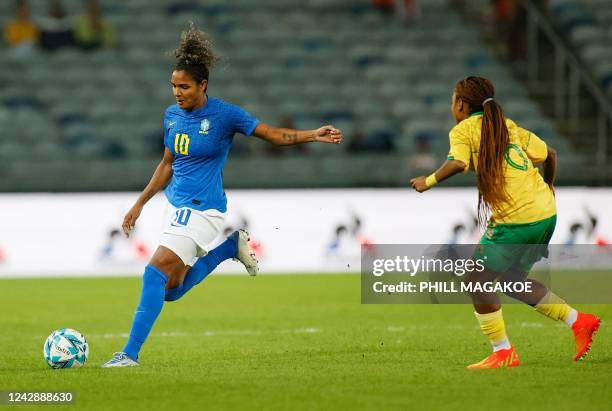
top-left (150, 247), bottom-right (185, 277)
top-left (498, 271), bottom-right (527, 296)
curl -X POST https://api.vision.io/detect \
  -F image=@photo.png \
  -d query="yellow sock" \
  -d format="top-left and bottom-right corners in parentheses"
top-left (534, 291), bottom-right (573, 322)
top-left (474, 309), bottom-right (511, 352)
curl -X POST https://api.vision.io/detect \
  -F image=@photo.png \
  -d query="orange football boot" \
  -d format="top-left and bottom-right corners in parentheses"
top-left (572, 312), bottom-right (601, 361)
top-left (467, 347), bottom-right (520, 369)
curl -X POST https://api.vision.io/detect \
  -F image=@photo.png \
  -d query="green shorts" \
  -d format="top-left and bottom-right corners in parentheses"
top-left (473, 215), bottom-right (557, 274)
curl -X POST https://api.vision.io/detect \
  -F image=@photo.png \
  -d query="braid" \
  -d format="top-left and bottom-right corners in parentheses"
top-left (455, 76), bottom-right (510, 226)
top-left (173, 22), bottom-right (219, 84)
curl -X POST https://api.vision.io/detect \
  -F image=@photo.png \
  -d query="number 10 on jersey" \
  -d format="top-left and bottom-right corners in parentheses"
top-left (174, 133), bottom-right (190, 155)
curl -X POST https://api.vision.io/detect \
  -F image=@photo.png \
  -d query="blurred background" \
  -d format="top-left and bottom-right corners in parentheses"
top-left (1, 0), bottom-right (611, 192)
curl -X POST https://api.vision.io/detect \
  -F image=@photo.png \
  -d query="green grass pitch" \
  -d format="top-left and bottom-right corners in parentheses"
top-left (0, 274), bottom-right (610, 410)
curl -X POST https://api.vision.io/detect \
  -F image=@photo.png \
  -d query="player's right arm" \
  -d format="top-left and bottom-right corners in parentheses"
top-left (122, 148), bottom-right (174, 236)
top-left (410, 160), bottom-right (466, 192)
top-left (410, 125), bottom-right (471, 192)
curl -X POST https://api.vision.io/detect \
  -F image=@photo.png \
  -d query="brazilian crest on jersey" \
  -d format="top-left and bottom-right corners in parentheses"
top-left (200, 119), bottom-right (210, 134)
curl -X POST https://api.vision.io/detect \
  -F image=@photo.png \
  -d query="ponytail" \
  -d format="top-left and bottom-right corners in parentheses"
top-left (477, 98), bottom-right (510, 226)
top-left (455, 77), bottom-right (510, 227)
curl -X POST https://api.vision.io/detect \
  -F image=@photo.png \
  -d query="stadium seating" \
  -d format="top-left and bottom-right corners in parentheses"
top-left (0, 0), bottom-right (572, 189)
top-left (549, 0), bottom-right (612, 98)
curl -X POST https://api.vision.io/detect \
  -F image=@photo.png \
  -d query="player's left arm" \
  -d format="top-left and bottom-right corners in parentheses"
top-left (543, 146), bottom-right (557, 192)
top-left (519, 127), bottom-right (556, 192)
top-left (520, 128), bottom-right (548, 164)
top-left (410, 160), bottom-right (466, 193)
top-left (252, 123), bottom-right (343, 146)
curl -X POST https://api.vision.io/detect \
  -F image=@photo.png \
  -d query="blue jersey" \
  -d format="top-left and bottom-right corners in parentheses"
top-left (163, 96), bottom-right (259, 212)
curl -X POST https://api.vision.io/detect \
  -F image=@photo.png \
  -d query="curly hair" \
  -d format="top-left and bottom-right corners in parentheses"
top-left (173, 22), bottom-right (219, 84)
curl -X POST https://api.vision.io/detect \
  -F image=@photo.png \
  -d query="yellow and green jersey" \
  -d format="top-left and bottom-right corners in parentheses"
top-left (447, 112), bottom-right (556, 224)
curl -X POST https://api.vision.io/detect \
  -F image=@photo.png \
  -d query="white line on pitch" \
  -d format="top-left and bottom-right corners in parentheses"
top-left (80, 327), bottom-right (322, 339)
top-left (518, 322), bottom-right (544, 328)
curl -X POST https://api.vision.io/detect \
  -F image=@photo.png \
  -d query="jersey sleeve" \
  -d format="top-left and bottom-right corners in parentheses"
top-left (163, 111), bottom-right (172, 150)
top-left (519, 127), bottom-right (548, 164)
top-left (447, 125), bottom-right (471, 171)
top-left (229, 104), bottom-right (260, 136)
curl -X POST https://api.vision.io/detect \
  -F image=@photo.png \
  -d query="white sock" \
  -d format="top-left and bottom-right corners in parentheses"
top-left (492, 337), bottom-right (512, 352)
top-left (564, 309), bottom-right (578, 327)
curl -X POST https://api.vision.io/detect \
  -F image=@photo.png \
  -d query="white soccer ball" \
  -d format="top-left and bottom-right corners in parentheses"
top-left (43, 328), bottom-right (89, 369)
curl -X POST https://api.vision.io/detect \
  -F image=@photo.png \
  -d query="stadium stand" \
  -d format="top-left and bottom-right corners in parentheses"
top-left (549, 0), bottom-right (612, 99)
top-left (0, 0), bottom-right (578, 190)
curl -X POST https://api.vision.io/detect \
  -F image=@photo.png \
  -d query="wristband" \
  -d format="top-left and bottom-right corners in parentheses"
top-left (425, 173), bottom-right (438, 188)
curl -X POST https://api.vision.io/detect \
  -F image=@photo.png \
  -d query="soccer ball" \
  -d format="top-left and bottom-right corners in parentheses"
top-left (43, 328), bottom-right (89, 369)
